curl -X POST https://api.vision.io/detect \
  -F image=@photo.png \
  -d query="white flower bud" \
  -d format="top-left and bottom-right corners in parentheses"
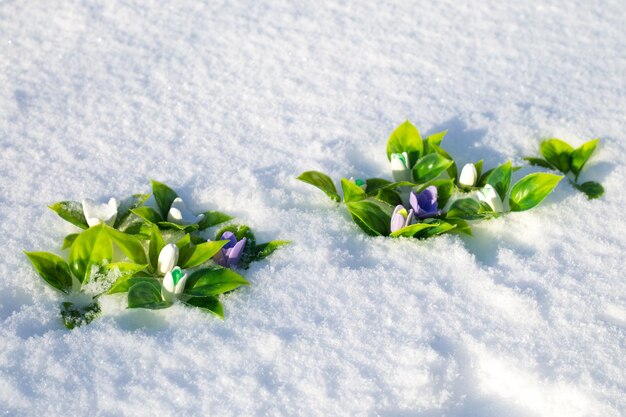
top-left (390, 152), bottom-right (412, 182)
top-left (478, 184), bottom-right (504, 212)
top-left (82, 198), bottom-right (118, 228)
top-left (161, 267), bottom-right (188, 302)
top-left (459, 163), bottom-right (478, 188)
top-left (157, 243), bottom-right (179, 275)
top-left (167, 197), bottom-right (205, 225)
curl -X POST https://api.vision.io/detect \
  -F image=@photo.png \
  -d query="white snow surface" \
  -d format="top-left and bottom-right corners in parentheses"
top-left (1, 1), bottom-right (625, 416)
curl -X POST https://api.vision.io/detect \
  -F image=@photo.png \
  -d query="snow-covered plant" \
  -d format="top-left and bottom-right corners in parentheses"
top-left (49, 193), bottom-right (149, 249)
top-left (129, 180), bottom-right (231, 233)
top-left (297, 120), bottom-right (565, 239)
top-left (24, 223), bottom-right (148, 328)
top-left (524, 138), bottom-right (604, 199)
top-left (24, 180), bottom-right (289, 327)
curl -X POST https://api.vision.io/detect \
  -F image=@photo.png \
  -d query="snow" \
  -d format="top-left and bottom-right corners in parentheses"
top-left (1, 0), bottom-right (625, 416)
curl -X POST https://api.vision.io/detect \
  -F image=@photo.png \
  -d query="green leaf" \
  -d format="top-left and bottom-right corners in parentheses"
top-left (429, 144), bottom-right (458, 181)
top-left (570, 138), bottom-right (599, 181)
top-left (374, 189), bottom-right (403, 206)
top-left (184, 267), bottom-right (249, 297)
top-left (368, 181), bottom-right (415, 193)
top-left (345, 200), bottom-right (392, 236)
top-left (176, 233), bottom-right (192, 250)
top-left (107, 276), bottom-right (160, 295)
top-left (104, 262), bottom-right (148, 289)
top-left (182, 296), bottom-right (224, 318)
top-left (341, 178), bottom-right (367, 202)
top-left (253, 240), bottom-right (290, 261)
top-left (296, 171), bottom-right (341, 202)
top-left (190, 235), bottom-right (206, 245)
top-left (436, 179), bottom-right (455, 208)
top-left (117, 215), bottom-right (152, 238)
top-left (156, 221), bottom-right (199, 232)
top-left (416, 221), bottom-right (457, 238)
top-left (127, 281), bottom-right (171, 309)
top-left (48, 201), bottom-right (89, 229)
top-left (105, 226), bottom-right (148, 265)
top-left (24, 251), bottom-right (73, 294)
top-left (60, 301), bottom-right (101, 329)
top-left (214, 225), bottom-right (257, 269)
top-left (62, 233), bottom-right (79, 250)
top-left (131, 206), bottom-right (163, 224)
top-left (387, 120), bottom-right (423, 164)
top-left (412, 153), bottom-right (453, 183)
top-left (114, 193), bottom-right (150, 228)
top-left (523, 157), bottom-right (555, 170)
top-left (365, 178), bottom-right (393, 194)
top-left (151, 180), bottom-right (178, 219)
top-left (423, 130), bottom-right (447, 154)
top-left (540, 139), bottom-right (573, 173)
top-left (446, 198), bottom-right (482, 220)
top-left (179, 240), bottom-right (229, 269)
top-left (485, 161), bottom-right (512, 201)
top-left (474, 160), bottom-right (484, 180)
top-left (573, 181), bottom-right (604, 199)
top-left (68, 224), bottom-right (113, 283)
top-left (445, 218), bottom-right (472, 235)
top-left (509, 173), bottom-right (563, 212)
top-left (148, 225), bottom-right (165, 271)
top-left (389, 223), bottom-right (436, 237)
top-left (477, 167), bottom-right (494, 187)
top-left (197, 211), bottom-right (233, 230)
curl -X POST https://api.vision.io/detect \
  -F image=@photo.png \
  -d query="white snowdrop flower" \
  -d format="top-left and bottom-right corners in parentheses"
top-left (390, 152), bottom-right (412, 182)
top-left (82, 198), bottom-right (118, 228)
top-left (157, 243), bottom-right (179, 275)
top-left (161, 266), bottom-right (188, 302)
top-left (459, 163), bottom-right (478, 188)
top-left (478, 184), bottom-right (504, 213)
top-left (167, 197), bottom-right (205, 224)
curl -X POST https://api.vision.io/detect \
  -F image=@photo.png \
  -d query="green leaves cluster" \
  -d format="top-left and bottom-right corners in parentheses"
top-left (25, 180), bottom-right (289, 328)
top-left (385, 120), bottom-right (456, 183)
top-left (524, 138), bottom-right (604, 199)
top-left (298, 120), bottom-right (571, 238)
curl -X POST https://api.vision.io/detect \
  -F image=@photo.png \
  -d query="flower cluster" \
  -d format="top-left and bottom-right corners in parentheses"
top-left (25, 180), bottom-right (289, 329)
top-left (297, 120), bottom-right (599, 238)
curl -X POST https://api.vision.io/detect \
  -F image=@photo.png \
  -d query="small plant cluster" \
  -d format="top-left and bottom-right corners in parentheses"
top-left (25, 180), bottom-right (289, 329)
top-left (524, 138), bottom-right (604, 199)
top-left (298, 121), bottom-right (602, 238)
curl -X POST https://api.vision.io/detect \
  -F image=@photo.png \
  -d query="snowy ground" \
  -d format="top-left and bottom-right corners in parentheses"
top-left (1, 0), bottom-right (625, 416)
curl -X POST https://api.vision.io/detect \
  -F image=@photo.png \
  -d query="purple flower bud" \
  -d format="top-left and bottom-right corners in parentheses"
top-left (410, 186), bottom-right (441, 219)
top-left (390, 205), bottom-right (414, 233)
top-left (213, 232), bottom-right (247, 268)
top-left (220, 231), bottom-right (238, 249)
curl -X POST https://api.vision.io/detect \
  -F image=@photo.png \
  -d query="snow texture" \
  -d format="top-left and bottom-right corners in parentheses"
top-left (1, 0), bottom-right (625, 416)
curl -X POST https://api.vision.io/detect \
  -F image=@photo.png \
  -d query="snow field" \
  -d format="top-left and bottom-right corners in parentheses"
top-left (1, 0), bottom-right (625, 416)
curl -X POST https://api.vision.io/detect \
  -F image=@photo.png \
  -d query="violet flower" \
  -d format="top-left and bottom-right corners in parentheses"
top-left (390, 205), bottom-right (414, 233)
top-left (213, 231), bottom-right (247, 268)
top-left (409, 186), bottom-right (441, 219)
